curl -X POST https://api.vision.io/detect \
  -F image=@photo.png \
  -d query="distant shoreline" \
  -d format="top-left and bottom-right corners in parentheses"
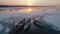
top-left (0, 5), bottom-right (56, 7)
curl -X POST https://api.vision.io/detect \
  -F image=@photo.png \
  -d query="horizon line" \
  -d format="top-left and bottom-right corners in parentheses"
top-left (0, 5), bottom-right (58, 7)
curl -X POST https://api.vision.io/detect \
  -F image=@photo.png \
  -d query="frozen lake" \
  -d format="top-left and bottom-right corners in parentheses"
top-left (43, 15), bottom-right (60, 30)
top-left (0, 7), bottom-right (60, 34)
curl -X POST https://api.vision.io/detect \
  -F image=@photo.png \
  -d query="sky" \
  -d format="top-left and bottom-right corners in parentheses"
top-left (0, 0), bottom-right (60, 6)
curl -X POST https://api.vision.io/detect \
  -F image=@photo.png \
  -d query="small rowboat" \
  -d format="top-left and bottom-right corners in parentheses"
top-left (14, 19), bottom-right (31, 32)
top-left (33, 20), bottom-right (44, 29)
top-left (23, 19), bottom-right (31, 32)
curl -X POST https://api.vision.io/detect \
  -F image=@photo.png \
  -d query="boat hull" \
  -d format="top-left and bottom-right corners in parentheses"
top-left (33, 20), bottom-right (44, 29)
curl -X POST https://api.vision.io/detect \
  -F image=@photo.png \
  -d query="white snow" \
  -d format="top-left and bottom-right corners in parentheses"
top-left (43, 15), bottom-right (60, 31)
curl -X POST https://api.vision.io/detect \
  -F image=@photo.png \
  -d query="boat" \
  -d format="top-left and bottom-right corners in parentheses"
top-left (33, 19), bottom-right (44, 29)
top-left (14, 19), bottom-right (31, 32)
top-left (23, 19), bottom-right (31, 32)
top-left (15, 22), bottom-right (25, 32)
top-left (8, 22), bottom-right (25, 34)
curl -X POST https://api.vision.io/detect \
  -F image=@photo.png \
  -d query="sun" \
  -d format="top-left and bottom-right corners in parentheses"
top-left (27, 0), bottom-right (34, 6)
top-left (28, 4), bottom-right (32, 6)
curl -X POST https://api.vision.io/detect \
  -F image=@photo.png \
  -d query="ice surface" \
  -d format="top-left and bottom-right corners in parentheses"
top-left (43, 14), bottom-right (60, 31)
top-left (0, 7), bottom-right (60, 34)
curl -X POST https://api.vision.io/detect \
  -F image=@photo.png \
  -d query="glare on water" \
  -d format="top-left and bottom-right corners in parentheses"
top-left (18, 8), bottom-right (33, 13)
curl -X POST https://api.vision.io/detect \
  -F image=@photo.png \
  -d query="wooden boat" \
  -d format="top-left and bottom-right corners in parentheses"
top-left (8, 22), bottom-right (25, 34)
top-left (33, 20), bottom-right (44, 29)
top-left (23, 19), bottom-right (31, 32)
top-left (14, 19), bottom-right (31, 32)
